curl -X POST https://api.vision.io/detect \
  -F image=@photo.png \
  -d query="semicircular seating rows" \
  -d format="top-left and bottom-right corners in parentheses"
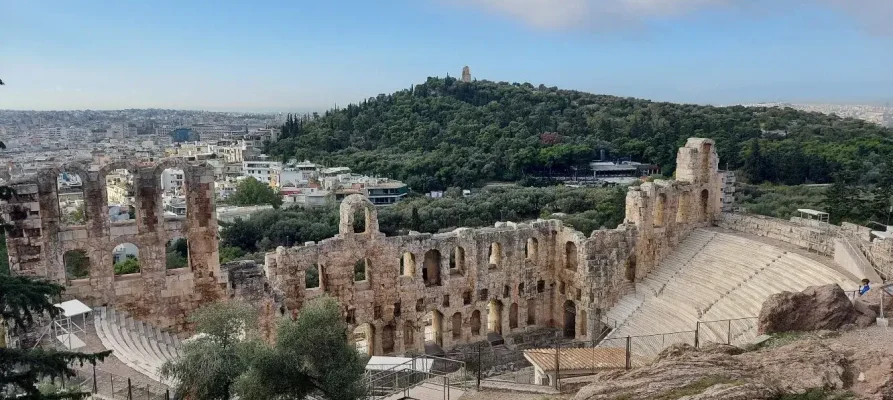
top-left (93, 306), bottom-right (182, 385)
top-left (600, 229), bottom-right (859, 361)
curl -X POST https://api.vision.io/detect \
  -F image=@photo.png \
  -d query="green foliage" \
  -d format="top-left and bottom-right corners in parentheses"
top-left (161, 301), bottom-right (258, 400)
top-left (165, 239), bottom-right (188, 269)
top-left (305, 265), bottom-right (319, 288)
top-left (162, 299), bottom-right (365, 400)
top-left (63, 251), bottom-right (90, 279)
top-left (220, 185), bottom-right (627, 254)
top-left (227, 177), bottom-right (283, 209)
top-left (219, 246), bottom-right (247, 264)
top-left (0, 275), bottom-right (111, 399)
top-left (736, 184), bottom-right (827, 219)
top-left (68, 203), bottom-right (85, 225)
top-left (234, 297), bottom-right (366, 400)
top-left (353, 260), bottom-right (366, 281)
top-left (266, 77), bottom-right (893, 191)
top-left (112, 256), bottom-right (140, 275)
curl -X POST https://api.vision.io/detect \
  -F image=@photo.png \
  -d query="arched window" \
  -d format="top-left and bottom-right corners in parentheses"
top-left (106, 169), bottom-right (135, 224)
top-left (160, 168), bottom-right (187, 219)
top-left (526, 238), bottom-right (539, 262)
top-left (381, 324), bottom-right (396, 354)
top-left (112, 243), bottom-right (140, 277)
top-left (451, 313), bottom-right (462, 339)
top-left (400, 252), bottom-right (415, 277)
top-left (487, 300), bottom-right (503, 335)
top-left (352, 208), bottom-right (366, 233)
top-left (509, 303), bottom-right (518, 330)
top-left (423, 250), bottom-right (442, 286)
top-left (56, 172), bottom-right (87, 226)
top-left (353, 324), bottom-right (374, 355)
top-left (488, 243), bottom-right (502, 269)
top-left (470, 310), bottom-right (482, 336)
top-left (565, 242), bottom-right (578, 270)
top-left (449, 246), bottom-right (465, 273)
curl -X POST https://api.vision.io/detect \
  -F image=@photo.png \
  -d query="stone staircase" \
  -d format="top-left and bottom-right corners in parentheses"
top-left (93, 306), bottom-right (182, 385)
top-left (600, 229), bottom-right (860, 359)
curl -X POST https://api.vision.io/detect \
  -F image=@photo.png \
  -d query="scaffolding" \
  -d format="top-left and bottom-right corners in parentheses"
top-left (52, 300), bottom-right (91, 350)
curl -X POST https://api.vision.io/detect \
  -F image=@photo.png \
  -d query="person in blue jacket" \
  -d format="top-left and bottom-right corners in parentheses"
top-left (859, 279), bottom-right (871, 296)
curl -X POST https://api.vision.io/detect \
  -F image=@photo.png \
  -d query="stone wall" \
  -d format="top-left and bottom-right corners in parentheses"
top-left (264, 194), bottom-right (638, 355)
top-left (841, 222), bottom-right (893, 279)
top-left (625, 138), bottom-right (724, 279)
top-left (2, 159), bottom-right (225, 331)
top-left (716, 213), bottom-right (837, 256)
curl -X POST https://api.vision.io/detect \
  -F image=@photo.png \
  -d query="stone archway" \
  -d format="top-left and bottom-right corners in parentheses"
top-left (338, 194), bottom-right (379, 236)
top-left (563, 300), bottom-right (576, 339)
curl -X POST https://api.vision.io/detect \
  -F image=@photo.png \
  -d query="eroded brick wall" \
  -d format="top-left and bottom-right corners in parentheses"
top-left (2, 159), bottom-right (224, 331)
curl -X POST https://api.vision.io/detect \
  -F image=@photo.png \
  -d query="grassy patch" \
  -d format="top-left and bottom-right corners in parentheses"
top-left (774, 388), bottom-right (855, 400)
top-left (654, 375), bottom-right (744, 400)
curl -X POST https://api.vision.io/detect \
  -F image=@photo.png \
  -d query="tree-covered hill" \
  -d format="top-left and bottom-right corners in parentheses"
top-left (266, 77), bottom-right (893, 191)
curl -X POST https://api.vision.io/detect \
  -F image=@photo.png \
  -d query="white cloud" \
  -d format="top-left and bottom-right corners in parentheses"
top-left (445, 0), bottom-right (893, 33)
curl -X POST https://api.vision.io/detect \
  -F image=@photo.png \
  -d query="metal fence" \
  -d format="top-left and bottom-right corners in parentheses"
top-left (431, 316), bottom-right (759, 390)
top-left (71, 365), bottom-right (170, 400)
top-left (364, 355), bottom-right (471, 400)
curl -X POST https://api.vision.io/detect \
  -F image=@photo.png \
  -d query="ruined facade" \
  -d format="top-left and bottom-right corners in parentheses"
top-left (3, 138), bottom-right (724, 354)
top-left (2, 159), bottom-right (224, 330)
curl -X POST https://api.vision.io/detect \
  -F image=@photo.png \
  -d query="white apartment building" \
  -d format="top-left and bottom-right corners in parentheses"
top-left (160, 168), bottom-right (185, 193)
top-left (243, 160), bottom-right (282, 186)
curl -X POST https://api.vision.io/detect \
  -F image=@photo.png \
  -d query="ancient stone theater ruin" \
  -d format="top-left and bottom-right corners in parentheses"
top-left (3, 138), bottom-right (888, 388)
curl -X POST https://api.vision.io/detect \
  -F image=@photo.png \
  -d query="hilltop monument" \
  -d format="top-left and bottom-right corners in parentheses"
top-left (461, 66), bottom-right (471, 83)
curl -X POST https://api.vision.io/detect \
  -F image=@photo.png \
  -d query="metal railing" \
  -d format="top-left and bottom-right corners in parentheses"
top-left (364, 355), bottom-right (470, 400)
top-left (72, 365), bottom-right (170, 400)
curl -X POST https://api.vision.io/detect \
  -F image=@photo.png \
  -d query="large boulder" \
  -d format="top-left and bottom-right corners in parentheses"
top-left (758, 284), bottom-right (855, 334)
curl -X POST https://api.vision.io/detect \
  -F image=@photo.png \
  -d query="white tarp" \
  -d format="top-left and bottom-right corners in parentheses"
top-left (55, 300), bottom-right (91, 318)
top-left (365, 356), bottom-right (433, 373)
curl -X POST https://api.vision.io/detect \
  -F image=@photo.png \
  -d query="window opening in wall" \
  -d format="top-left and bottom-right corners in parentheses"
top-left (487, 300), bottom-right (503, 335)
top-left (374, 305), bottom-right (382, 320)
top-left (452, 313), bottom-right (462, 340)
top-left (57, 172), bottom-right (87, 226)
top-left (518, 283), bottom-right (525, 295)
top-left (559, 282), bottom-right (566, 295)
top-left (381, 324), bottom-right (395, 354)
top-left (579, 309), bottom-right (587, 337)
top-left (576, 288), bottom-right (582, 301)
top-left (526, 237), bottom-right (538, 261)
top-left (352, 208), bottom-right (366, 233)
top-left (423, 249), bottom-right (441, 286)
top-left (526, 298), bottom-right (536, 325)
top-left (654, 193), bottom-right (667, 227)
top-left (463, 291), bottom-right (472, 305)
top-left (424, 311), bottom-right (443, 346)
top-left (106, 169), bottom-right (135, 224)
top-left (112, 243), bottom-right (140, 276)
top-left (353, 324), bottom-right (373, 355)
top-left (354, 258), bottom-right (369, 282)
top-left (416, 299), bottom-right (424, 312)
top-left (677, 191), bottom-right (691, 223)
top-left (450, 246), bottom-right (465, 273)
top-left (404, 324), bottom-right (414, 346)
top-left (165, 237), bottom-right (189, 270)
top-left (563, 300), bottom-right (576, 339)
top-left (565, 242), bottom-right (578, 270)
top-left (442, 295), bottom-right (450, 308)
top-left (488, 242), bottom-right (502, 268)
top-left (479, 288), bottom-right (489, 301)
top-left (305, 264), bottom-right (320, 289)
top-left (509, 303), bottom-right (518, 330)
top-left (394, 302), bottom-right (401, 317)
top-left (470, 310), bottom-right (481, 336)
top-left (64, 250), bottom-right (90, 280)
top-left (160, 168), bottom-right (186, 219)
top-left (537, 280), bottom-right (545, 293)
top-left (400, 252), bottom-right (415, 277)
top-left (503, 285), bottom-right (510, 298)
top-left (700, 189), bottom-right (710, 221)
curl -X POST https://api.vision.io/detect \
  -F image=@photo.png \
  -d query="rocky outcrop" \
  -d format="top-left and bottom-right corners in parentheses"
top-left (573, 335), bottom-right (862, 400)
top-left (758, 284), bottom-right (856, 334)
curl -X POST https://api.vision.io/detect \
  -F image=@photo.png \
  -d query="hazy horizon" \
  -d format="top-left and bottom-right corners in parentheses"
top-left (3, 0), bottom-right (893, 111)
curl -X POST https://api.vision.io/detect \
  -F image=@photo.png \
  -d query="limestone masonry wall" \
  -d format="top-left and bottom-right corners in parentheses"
top-left (3, 137), bottom-right (726, 354)
top-left (2, 159), bottom-right (225, 331)
top-left (716, 213), bottom-right (837, 256)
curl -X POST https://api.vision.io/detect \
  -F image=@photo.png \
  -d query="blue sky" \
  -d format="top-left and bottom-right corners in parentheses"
top-left (2, 0), bottom-right (893, 111)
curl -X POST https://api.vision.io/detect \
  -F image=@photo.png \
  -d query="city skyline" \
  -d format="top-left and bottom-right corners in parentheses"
top-left (2, 0), bottom-right (893, 111)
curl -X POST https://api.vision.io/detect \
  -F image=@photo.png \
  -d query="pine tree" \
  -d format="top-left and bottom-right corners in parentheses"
top-left (742, 139), bottom-right (764, 184)
top-left (824, 172), bottom-right (856, 225)
top-left (0, 276), bottom-right (112, 399)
